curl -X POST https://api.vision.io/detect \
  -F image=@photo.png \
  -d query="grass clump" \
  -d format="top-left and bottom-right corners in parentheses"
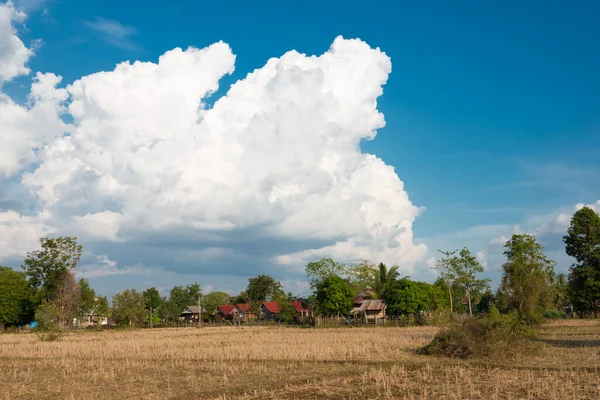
top-left (418, 307), bottom-right (537, 359)
top-left (35, 327), bottom-right (64, 342)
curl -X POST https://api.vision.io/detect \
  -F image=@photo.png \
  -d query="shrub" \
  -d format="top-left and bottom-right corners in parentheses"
top-left (418, 307), bottom-right (537, 359)
top-left (35, 328), bottom-right (64, 342)
top-left (544, 308), bottom-right (567, 319)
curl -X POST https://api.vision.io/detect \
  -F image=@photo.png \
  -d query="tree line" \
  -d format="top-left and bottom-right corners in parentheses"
top-left (1, 206), bottom-right (599, 328)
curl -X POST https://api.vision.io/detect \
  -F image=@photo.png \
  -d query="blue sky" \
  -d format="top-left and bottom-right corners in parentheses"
top-left (1, 0), bottom-right (599, 297)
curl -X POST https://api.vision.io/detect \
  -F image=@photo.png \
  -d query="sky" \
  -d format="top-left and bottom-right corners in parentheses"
top-left (1, 0), bottom-right (599, 298)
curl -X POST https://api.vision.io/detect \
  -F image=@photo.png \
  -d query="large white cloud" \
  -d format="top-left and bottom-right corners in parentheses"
top-left (0, 8), bottom-right (427, 278)
top-left (0, 1), bottom-right (32, 85)
top-left (0, 72), bottom-right (71, 176)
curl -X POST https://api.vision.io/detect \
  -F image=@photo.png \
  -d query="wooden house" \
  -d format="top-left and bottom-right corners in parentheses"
top-left (291, 300), bottom-right (309, 322)
top-left (215, 305), bottom-right (237, 322)
top-left (180, 306), bottom-right (201, 322)
top-left (260, 302), bottom-right (282, 321)
top-left (235, 303), bottom-right (257, 322)
top-left (357, 299), bottom-right (386, 320)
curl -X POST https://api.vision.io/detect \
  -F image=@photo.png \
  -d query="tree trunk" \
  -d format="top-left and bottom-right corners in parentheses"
top-left (467, 289), bottom-right (473, 316)
top-left (448, 286), bottom-right (453, 313)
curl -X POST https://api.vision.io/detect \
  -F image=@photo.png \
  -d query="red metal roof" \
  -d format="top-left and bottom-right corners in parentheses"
top-left (262, 302), bottom-right (282, 313)
top-left (217, 304), bottom-right (235, 315)
top-left (458, 298), bottom-right (469, 305)
top-left (291, 300), bottom-right (308, 313)
top-left (235, 303), bottom-right (251, 312)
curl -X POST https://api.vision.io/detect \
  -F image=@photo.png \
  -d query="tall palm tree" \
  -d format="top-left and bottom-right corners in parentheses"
top-left (372, 263), bottom-right (399, 298)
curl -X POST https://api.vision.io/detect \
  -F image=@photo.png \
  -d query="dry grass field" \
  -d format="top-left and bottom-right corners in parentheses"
top-left (0, 320), bottom-right (599, 399)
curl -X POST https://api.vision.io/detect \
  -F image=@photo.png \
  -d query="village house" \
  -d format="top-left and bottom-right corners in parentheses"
top-left (235, 303), bottom-right (257, 322)
top-left (260, 302), bottom-right (282, 320)
top-left (215, 305), bottom-right (237, 322)
top-left (352, 295), bottom-right (365, 316)
top-left (180, 306), bottom-right (200, 322)
top-left (291, 300), bottom-right (309, 322)
top-left (357, 299), bottom-right (386, 320)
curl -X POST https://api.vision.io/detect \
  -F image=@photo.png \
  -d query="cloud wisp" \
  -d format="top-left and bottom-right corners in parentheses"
top-left (83, 17), bottom-right (140, 51)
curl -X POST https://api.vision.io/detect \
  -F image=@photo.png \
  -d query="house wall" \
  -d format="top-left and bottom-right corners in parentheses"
top-left (364, 309), bottom-right (386, 320)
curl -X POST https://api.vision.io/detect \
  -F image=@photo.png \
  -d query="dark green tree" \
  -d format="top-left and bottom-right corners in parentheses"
top-left (112, 289), bottom-right (146, 326)
top-left (201, 291), bottom-right (231, 321)
top-left (95, 296), bottom-right (110, 322)
top-left (0, 267), bottom-right (33, 326)
top-left (563, 206), bottom-right (600, 315)
top-left (273, 291), bottom-right (297, 324)
top-left (552, 273), bottom-right (570, 310)
top-left (142, 287), bottom-right (163, 310)
top-left (169, 283), bottom-right (202, 310)
top-left (496, 234), bottom-right (556, 324)
top-left (22, 237), bottom-right (82, 305)
top-left (76, 278), bottom-right (96, 318)
top-left (372, 263), bottom-right (399, 299)
top-left (384, 279), bottom-right (429, 316)
top-left (434, 277), bottom-right (466, 312)
top-left (246, 275), bottom-right (283, 302)
top-left (314, 275), bottom-right (353, 316)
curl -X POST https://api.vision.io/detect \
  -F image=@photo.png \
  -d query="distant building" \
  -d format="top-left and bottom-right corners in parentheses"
top-left (291, 300), bottom-right (309, 322)
top-left (235, 303), bottom-right (257, 322)
top-left (260, 302), bottom-right (282, 320)
top-left (357, 299), bottom-right (386, 320)
top-left (180, 306), bottom-right (200, 322)
top-left (215, 305), bottom-right (237, 322)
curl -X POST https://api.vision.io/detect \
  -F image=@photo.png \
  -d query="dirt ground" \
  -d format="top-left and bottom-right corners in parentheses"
top-left (0, 319), bottom-right (598, 399)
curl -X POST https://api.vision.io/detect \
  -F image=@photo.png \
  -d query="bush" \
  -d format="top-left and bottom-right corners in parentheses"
top-left (418, 307), bottom-right (537, 359)
top-left (35, 328), bottom-right (64, 342)
top-left (544, 309), bottom-right (567, 319)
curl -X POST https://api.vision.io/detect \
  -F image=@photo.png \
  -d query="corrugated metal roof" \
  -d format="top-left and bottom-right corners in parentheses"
top-left (262, 302), bottom-right (282, 313)
top-left (291, 300), bottom-right (308, 313)
top-left (235, 303), bottom-right (251, 312)
top-left (359, 299), bottom-right (386, 311)
top-left (217, 305), bottom-right (235, 315)
top-left (181, 306), bottom-right (200, 314)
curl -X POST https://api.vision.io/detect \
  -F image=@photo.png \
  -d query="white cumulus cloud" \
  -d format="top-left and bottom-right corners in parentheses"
top-left (1, 11), bottom-right (427, 280)
top-left (0, 1), bottom-right (32, 85)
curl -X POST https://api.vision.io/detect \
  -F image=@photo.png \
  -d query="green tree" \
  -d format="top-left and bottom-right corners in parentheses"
top-left (35, 300), bottom-right (60, 330)
top-left (306, 258), bottom-right (348, 290)
top-left (0, 267), bottom-right (32, 326)
top-left (434, 251), bottom-right (460, 312)
top-left (314, 275), bottom-right (354, 316)
top-left (142, 287), bottom-right (163, 310)
top-left (435, 247), bottom-right (489, 315)
top-left (76, 278), bottom-right (96, 318)
top-left (22, 237), bottom-right (83, 305)
top-left (416, 281), bottom-right (449, 312)
top-left (496, 234), bottom-right (556, 324)
top-left (475, 289), bottom-right (495, 314)
top-left (246, 275), bottom-right (283, 302)
top-left (345, 260), bottom-right (376, 293)
top-left (433, 277), bottom-right (466, 312)
top-left (94, 296), bottom-right (110, 322)
top-left (563, 206), bottom-right (600, 315)
top-left (162, 283), bottom-right (202, 321)
top-left (553, 273), bottom-right (570, 310)
top-left (372, 263), bottom-right (399, 299)
top-left (112, 289), bottom-right (146, 326)
top-left (201, 291), bottom-right (232, 321)
top-left (384, 279), bottom-right (429, 316)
